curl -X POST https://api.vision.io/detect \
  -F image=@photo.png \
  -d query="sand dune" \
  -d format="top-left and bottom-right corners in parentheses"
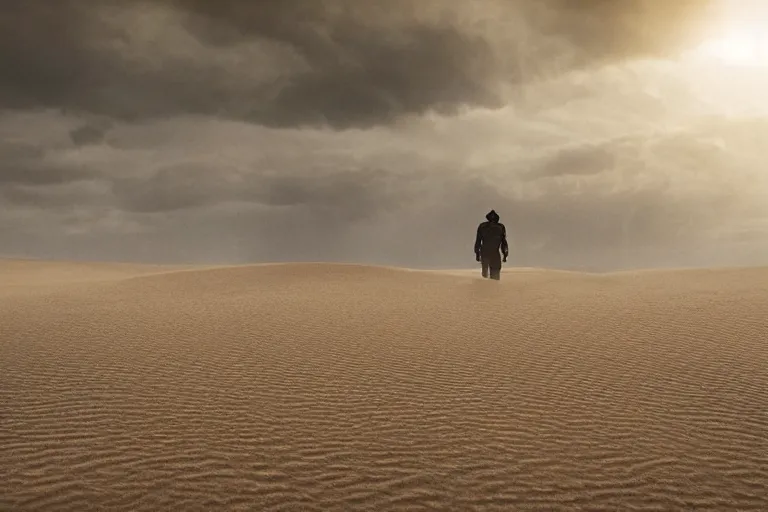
top-left (1, 260), bottom-right (767, 511)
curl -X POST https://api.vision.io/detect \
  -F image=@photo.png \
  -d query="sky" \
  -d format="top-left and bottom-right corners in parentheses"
top-left (2, 0), bottom-right (768, 270)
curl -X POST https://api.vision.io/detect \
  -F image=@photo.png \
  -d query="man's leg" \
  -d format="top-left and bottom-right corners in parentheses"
top-left (487, 252), bottom-right (502, 280)
top-left (481, 258), bottom-right (489, 278)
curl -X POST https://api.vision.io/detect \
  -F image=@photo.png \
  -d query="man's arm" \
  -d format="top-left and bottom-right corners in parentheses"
top-left (474, 224), bottom-right (483, 256)
top-left (500, 224), bottom-right (509, 257)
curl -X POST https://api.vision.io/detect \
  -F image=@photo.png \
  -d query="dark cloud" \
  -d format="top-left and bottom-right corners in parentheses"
top-left (527, 144), bottom-right (616, 179)
top-left (70, 120), bottom-right (112, 146)
top-left (1, 181), bottom-right (102, 209)
top-left (256, 25), bottom-right (502, 128)
top-left (0, 142), bottom-right (44, 164)
top-left (111, 161), bottom-right (410, 223)
top-left (1, 0), bottom-right (719, 129)
top-left (111, 164), bottom-right (221, 214)
top-left (244, 168), bottom-right (408, 219)
top-left (0, 1), bottom-right (93, 109)
top-left (0, 141), bottom-right (93, 186)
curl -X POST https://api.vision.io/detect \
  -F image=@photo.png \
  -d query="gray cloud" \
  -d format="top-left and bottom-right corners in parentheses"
top-left (4, 111), bottom-right (763, 270)
top-left (0, 141), bottom-right (94, 186)
top-left (1, 0), bottom-right (720, 129)
top-left (527, 144), bottom-right (617, 180)
top-left (70, 120), bottom-right (112, 146)
top-left (108, 159), bottom-right (408, 221)
top-left (111, 163), bottom-right (223, 214)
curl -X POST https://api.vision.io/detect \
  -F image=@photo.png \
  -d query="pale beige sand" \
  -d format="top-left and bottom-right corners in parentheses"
top-left (1, 260), bottom-right (767, 511)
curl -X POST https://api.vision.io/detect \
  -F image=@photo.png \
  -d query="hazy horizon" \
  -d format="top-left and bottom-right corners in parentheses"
top-left (2, 0), bottom-right (768, 271)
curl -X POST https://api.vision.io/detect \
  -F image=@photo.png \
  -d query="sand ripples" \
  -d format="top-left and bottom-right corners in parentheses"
top-left (1, 263), bottom-right (767, 511)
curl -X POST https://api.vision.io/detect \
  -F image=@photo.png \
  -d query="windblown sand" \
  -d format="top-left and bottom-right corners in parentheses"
top-left (2, 260), bottom-right (767, 511)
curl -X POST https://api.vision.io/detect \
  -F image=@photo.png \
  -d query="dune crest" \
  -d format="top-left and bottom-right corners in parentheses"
top-left (2, 261), bottom-right (767, 511)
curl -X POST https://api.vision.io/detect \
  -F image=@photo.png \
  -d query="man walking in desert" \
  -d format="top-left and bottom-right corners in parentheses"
top-left (474, 209), bottom-right (509, 280)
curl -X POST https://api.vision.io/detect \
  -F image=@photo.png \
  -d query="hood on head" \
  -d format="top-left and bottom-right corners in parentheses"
top-left (486, 210), bottom-right (499, 222)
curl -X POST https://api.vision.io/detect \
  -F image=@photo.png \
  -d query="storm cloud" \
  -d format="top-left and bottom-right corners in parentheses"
top-left (1, 0), bottom-right (722, 128)
top-left (2, 0), bottom-right (767, 270)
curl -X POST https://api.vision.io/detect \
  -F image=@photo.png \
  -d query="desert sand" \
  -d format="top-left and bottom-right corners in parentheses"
top-left (1, 259), bottom-right (767, 511)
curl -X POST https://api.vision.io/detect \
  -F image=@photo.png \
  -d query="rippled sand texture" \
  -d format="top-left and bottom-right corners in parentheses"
top-left (2, 260), bottom-right (767, 511)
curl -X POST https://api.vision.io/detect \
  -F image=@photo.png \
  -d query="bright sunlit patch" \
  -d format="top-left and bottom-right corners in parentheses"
top-left (695, 27), bottom-right (768, 67)
top-left (689, 0), bottom-right (768, 68)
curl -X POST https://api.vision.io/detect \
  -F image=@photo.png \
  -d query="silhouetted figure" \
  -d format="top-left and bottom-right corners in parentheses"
top-left (474, 210), bottom-right (508, 280)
